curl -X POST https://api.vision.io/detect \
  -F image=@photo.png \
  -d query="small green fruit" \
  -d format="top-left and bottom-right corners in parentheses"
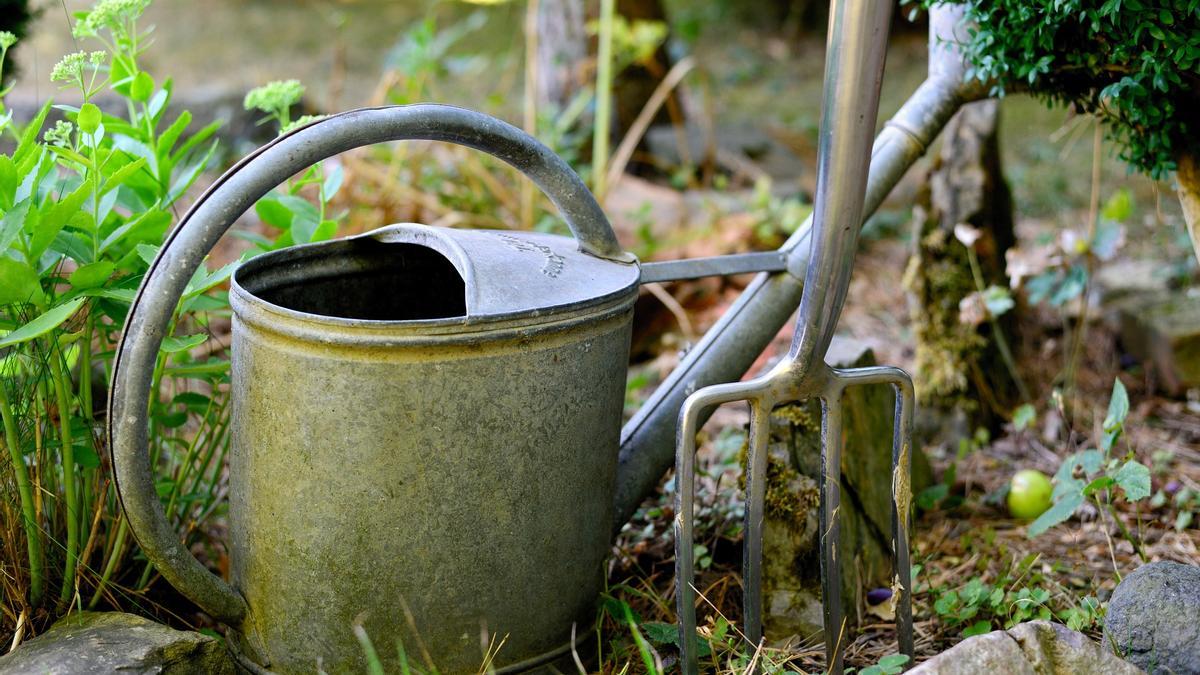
top-left (1008, 469), bottom-right (1053, 521)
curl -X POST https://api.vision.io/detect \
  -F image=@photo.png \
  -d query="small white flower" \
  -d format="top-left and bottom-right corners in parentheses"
top-left (958, 291), bottom-right (987, 327)
top-left (953, 223), bottom-right (983, 248)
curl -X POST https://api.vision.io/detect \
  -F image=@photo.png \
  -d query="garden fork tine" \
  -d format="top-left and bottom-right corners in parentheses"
top-left (674, 365), bottom-right (914, 674)
top-left (812, 365), bottom-right (917, 673)
top-left (676, 0), bottom-right (900, 672)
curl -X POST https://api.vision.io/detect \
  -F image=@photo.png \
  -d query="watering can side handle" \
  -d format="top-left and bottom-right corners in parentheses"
top-left (107, 104), bottom-right (630, 626)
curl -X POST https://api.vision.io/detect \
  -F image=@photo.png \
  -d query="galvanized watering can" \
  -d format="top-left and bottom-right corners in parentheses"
top-left (109, 0), bottom-right (955, 668)
top-left (110, 105), bottom-right (656, 673)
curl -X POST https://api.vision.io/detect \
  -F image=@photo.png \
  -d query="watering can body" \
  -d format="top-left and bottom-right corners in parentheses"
top-left (226, 225), bottom-right (638, 670)
top-left (108, 106), bottom-right (642, 673)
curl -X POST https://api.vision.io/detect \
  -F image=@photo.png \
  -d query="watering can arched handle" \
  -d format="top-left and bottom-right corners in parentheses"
top-left (107, 104), bottom-right (632, 625)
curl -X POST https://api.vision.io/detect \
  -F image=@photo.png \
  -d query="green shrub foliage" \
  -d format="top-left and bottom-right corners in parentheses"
top-left (923, 0), bottom-right (1200, 179)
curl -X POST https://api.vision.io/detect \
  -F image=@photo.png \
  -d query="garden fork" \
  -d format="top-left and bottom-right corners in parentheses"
top-left (674, 0), bottom-right (915, 672)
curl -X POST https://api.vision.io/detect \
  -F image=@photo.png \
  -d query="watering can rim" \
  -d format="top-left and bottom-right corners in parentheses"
top-left (230, 222), bottom-right (642, 337)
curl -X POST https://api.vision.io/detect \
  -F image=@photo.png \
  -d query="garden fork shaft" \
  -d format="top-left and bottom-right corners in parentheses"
top-left (674, 0), bottom-right (910, 672)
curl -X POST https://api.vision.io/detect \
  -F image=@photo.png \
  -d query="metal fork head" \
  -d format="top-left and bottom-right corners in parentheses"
top-left (674, 364), bottom-right (915, 674)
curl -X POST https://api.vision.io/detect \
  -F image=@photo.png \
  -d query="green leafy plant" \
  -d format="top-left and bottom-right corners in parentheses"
top-left (747, 176), bottom-right (812, 248)
top-left (1149, 480), bottom-right (1200, 531)
top-left (0, 0), bottom-right (228, 619)
top-left (1027, 379), bottom-right (1150, 567)
top-left (932, 575), bottom-right (1052, 637)
top-left (244, 80), bottom-right (344, 252)
top-left (0, 0), bottom-right (339, 638)
top-left (917, 0), bottom-right (1200, 266)
top-left (855, 653), bottom-right (911, 675)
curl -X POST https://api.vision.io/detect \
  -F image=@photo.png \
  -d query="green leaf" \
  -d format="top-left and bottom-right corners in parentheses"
top-left (110, 57), bottom-right (132, 96)
top-left (1082, 476), bottom-right (1116, 496)
top-left (640, 621), bottom-right (713, 657)
top-left (0, 201), bottom-right (30, 252)
top-left (13, 101), bottom-right (51, 166)
top-left (161, 334), bottom-right (208, 353)
top-left (1027, 490), bottom-right (1084, 538)
top-left (1013, 404), bottom-right (1037, 431)
top-left (78, 103), bottom-right (102, 134)
top-left (918, 483), bottom-right (949, 510)
top-left (1049, 265), bottom-right (1087, 306)
top-left (322, 164), bottom-right (344, 200)
top-left (69, 261), bottom-right (115, 289)
top-left (73, 442), bottom-right (101, 469)
top-left (1175, 511), bottom-right (1193, 531)
top-left (278, 195), bottom-right (320, 243)
top-left (172, 391), bottom-right (212, 412)
top-left (1025, 271), bottom-right (1058, 305)
top-left (0, 156), bottom-right (16, 208)
top-left (0, 257), bottom-right (43, 306)
top-left (310, 219), bottom-right (338, 243)
top-left (1079, 449), bottom-right (1104, 475)
top-left (1112, 460), bottom-right (1150, 501)
top-left (166, 140), bottom-right (218, 204)
top-left (983, 285), bottom-right (1015, 316)
top-left (130, 72), bottom-right (154, 103)
top-left (102, 157), bottom-right (148, 194)
top-left (31, 181), bottom-right (92, 261)
top-left (100, 208), bottom-right (170, 254)
top-left (0, 298), bottom-right (85, 348)
top-left (1102, 378), bottom-right (1129, 452)
top-left (135, 243), bottom-right (159, 267)
top-left (1101, 188), bottom-right (1133, 222)
top-left (254, 198), bottom-right (293, 229)
top-left (156, 111), bottom-right (192, 159)
top-left (963, 620), bottom-right (992, 637)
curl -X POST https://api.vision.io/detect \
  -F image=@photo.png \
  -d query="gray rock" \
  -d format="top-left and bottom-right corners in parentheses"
top-left (1112, 291), bottom-right (1200, 395)
top-left (912, 620), bottom-right (1143, 674)
top-left (0, 611), bottom-right (236, 675)
top-left (1105, 561), bottom-right (1200, 674)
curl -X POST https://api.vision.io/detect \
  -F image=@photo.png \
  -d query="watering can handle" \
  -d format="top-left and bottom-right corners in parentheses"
top-left (107, 105), bottom-right (631, 625)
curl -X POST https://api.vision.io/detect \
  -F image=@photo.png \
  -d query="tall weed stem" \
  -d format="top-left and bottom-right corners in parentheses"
top-left (1, 384), bottom-right (43, 606)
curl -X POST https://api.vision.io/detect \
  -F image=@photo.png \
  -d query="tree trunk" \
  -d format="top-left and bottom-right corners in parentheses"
top-left (903, 99), bottom-right (1018, 428)
top-left (535, 0), bottom-right (587, 112)
top-left (1178, 152), bottom-right (1200, 265)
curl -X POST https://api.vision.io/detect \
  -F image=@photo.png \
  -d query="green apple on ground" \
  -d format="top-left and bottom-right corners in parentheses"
top-left (1009, 469), bottom-right (1054, 521)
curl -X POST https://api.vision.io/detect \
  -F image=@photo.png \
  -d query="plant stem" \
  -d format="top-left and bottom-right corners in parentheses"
top-left (49, 347), bottom-right (79, 604)
top-left (88, 516), bottom-right (127, 609)
top-left (592, 0), bottom-right (615, 201)
top-left (1107, 497), bottom-right (1147, 564)
top-left (521, 0), bottom-right (539, 230)
top-left (1093, 495), bottom-right (1121, 581)
top-left (965, 246), bottom-right (1031, 403)
top-left (0, 383), bottom-right (44, 606)
top-left (1064, 124), bottom-right (1104, 417)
